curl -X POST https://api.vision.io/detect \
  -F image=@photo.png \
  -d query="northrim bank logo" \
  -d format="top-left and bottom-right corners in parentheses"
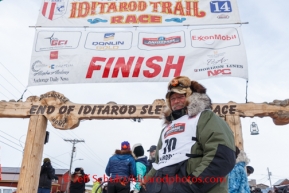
top-left (41, 0), bottom-right (67, 20)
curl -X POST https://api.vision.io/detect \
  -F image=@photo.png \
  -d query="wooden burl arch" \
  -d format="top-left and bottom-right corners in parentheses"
top-left (1, 91), bottom-right (289, 193)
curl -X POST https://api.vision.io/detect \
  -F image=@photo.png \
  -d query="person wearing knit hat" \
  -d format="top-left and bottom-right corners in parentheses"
top-left (132, 143), bottom-right (149, 193)
top-left (105, 141), bottom-right (136, 193)
top-left (246, 166), bottom-right (254, 176)
top-left (70, 167), bottom-right (90, 193)
top-left (38, 158), bottom-right (55, 193)
top-left (43, 158), bottom-right (50, 163)
top-left (121, 141), bottom-right (131, 150)
top-left (142, 76), bottom-right (236, 193)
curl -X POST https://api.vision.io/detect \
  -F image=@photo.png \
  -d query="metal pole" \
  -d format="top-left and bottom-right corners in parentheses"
top-left (267, 167), bottom-right (272, 188)
top-left (69, 141), bottom-right (76, 174)
top-left (64, 139), bottom-right (85, 193)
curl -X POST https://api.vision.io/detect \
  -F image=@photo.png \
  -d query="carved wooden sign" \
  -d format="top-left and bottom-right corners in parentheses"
top-left (1, 91), bottom-right (289, 129)
top-left (0, 91), bottom-right (166, 129)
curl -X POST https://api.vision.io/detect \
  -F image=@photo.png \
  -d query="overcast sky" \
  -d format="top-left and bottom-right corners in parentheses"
top-left (0, 0), bottom-right (289, 187)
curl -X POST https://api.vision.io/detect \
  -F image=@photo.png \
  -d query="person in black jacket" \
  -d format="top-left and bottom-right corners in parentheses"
top-left (38, 158), bottom-right (55, 193)
top-left (146, 145), bottom-right (156, 172)
top-left (70, 167), bottom-right (90, 193)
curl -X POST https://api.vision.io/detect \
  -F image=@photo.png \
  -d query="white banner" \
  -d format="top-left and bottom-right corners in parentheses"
top-left (28, 26), bottom-right (248, 86)
top-left (36, 0), bottom-right (241, 27)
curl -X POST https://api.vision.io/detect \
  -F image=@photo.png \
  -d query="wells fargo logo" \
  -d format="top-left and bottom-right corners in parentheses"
top-left (69, 0), bottom-right (206, 24)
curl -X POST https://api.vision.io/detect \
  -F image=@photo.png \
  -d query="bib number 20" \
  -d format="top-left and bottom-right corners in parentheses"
top-left (163, 137), bottom-right (177, 154)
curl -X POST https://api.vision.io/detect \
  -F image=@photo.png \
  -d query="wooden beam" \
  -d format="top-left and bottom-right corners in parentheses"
top-left (1, 91), bottom-right (289, 129)
top-left (17, 115), bottom-right (47, 193)
top-left (225, 115), bottom-right (244, 150)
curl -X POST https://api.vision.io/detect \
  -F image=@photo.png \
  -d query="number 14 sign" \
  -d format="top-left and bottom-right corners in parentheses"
top-left (210, 1), bottom-right (232, 13)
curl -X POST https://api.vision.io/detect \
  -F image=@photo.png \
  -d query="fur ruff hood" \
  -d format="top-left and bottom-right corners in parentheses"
top-left (114, 149), bottom-right (132, 155)
top-left (163, 92), bottom-right (212, 125)
top-left (236, 150), bottom-right (250, 165)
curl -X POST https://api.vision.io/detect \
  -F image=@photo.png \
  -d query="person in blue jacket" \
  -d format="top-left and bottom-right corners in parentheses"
top-left (132, 143), bottom-right (149, 193)
top-left (105, 141), bottom-right (136, 193)
top-left (228, 146), bottom-right (251, 193)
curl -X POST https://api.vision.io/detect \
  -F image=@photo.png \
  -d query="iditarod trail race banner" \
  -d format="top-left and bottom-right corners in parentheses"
top-left (28, 26), bottom-right (248, 86)
top-left (36, 0), bottom-right (241, 27)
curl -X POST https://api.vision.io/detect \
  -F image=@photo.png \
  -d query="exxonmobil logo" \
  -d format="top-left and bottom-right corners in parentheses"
top-left (207, 69), bottom-right (231, 77)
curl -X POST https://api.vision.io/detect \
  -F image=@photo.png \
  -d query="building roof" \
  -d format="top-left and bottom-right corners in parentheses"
top-left (1, 167), bottom-right (69, 175)
top-left (256, 183), bottom-right (269, 189)
top-left (273, 179), bottom-right (288, 186)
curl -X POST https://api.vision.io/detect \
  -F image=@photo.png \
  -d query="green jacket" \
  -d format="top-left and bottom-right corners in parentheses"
top-left (146, 110), bottom-right (235, 193)
top-left (91, 181), bottom-right (102, 193)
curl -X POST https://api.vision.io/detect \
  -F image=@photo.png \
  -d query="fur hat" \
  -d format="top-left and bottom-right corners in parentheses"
top-left (132, 143), bottom-right (144, 158)
top-left (165, 76), bottom-right (207, 111)
top-left (121, 141), bottom-right (131, 150)
top-left (43, 158), bottom-right (50, 163)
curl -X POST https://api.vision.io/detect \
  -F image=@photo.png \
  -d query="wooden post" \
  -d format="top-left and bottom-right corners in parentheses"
top-left (17, 115), bottom-right (47, 193)
top-left (225, 115), bottom-right (244, 150)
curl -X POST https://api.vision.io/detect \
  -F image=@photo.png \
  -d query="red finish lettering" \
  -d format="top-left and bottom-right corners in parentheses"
top-left (86, 57), bottom-right (105, 78)
top-left (143, 56), bottom-right (162, 78)
top-left (102, 57), bottom-right (115, 78)
top-left (163, 56), bottom-right (185, 77)
top-left (132, 57), bottom-right (145, 77)
top-left (112, 57), bottom-right (135, 78)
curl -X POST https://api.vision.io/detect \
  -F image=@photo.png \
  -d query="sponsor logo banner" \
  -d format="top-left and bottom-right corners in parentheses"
top-left (84, 32), bottom-right (132, 50)
top-left (35, 31), bottom-right (82, 52)
top-left (138, 31), bottom-right (185, 50)
top-left (36, 0), bottom-right (241, 27)
top-left (29, 27), bottom-right (248, 86)
top-left (190, 28), bottom-right (240, 49)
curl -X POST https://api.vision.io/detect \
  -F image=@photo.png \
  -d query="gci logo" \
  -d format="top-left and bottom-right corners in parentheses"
top-left (45, 33), bottom-right (68, 46)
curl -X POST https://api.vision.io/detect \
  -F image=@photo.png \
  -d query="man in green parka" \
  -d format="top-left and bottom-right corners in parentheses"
top-left (142, 76), bottom-right (236, 193)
